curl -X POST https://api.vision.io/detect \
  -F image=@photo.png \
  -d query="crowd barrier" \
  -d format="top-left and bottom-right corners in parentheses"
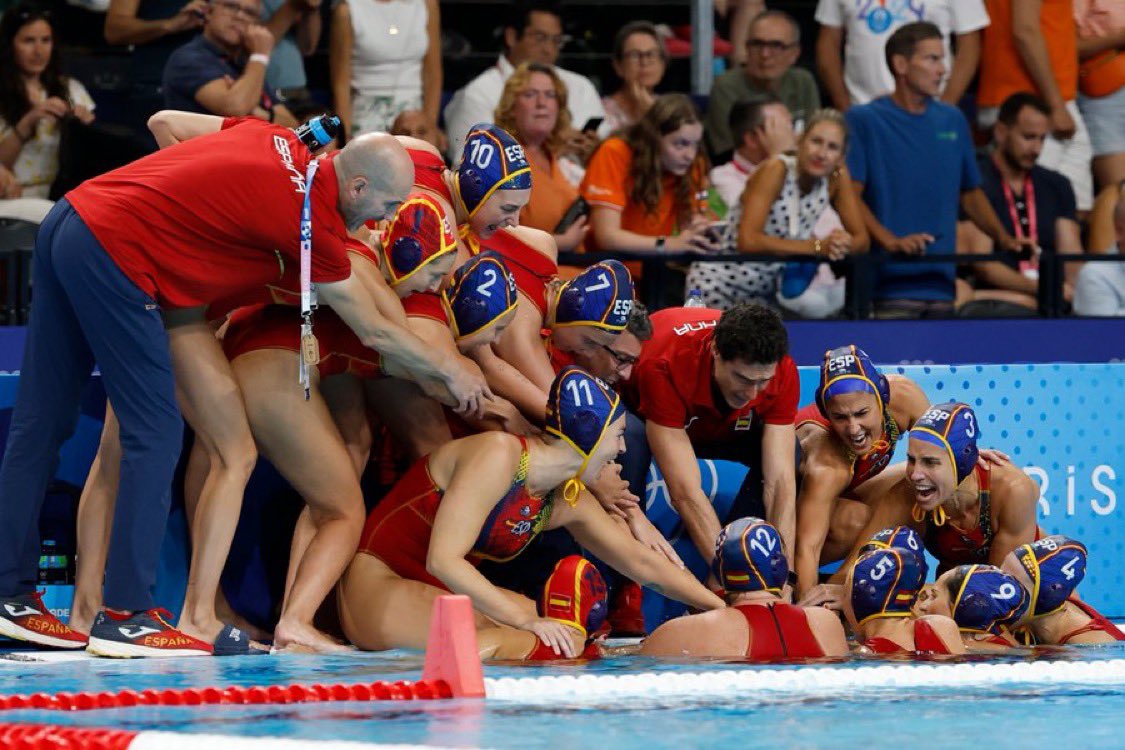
top-left (0, 360), bottom-right (1122, 629)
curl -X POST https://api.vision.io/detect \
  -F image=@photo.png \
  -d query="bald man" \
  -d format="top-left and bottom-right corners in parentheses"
top-left (0, 111), bottom-right (488, 658)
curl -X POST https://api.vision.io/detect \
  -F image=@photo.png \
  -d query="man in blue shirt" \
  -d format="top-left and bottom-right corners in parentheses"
top-left (845, 22), bottom-right (1021, 318)
top-left (163, 0), bottom-right (297, 126)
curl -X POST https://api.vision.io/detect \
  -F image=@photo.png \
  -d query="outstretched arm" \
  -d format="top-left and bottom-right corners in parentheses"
top-left (147, 110), bottom-right (223, 148)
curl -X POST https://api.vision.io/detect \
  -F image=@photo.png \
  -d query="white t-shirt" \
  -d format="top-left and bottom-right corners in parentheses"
top-left (442, 54), bottom-right (605, 163)
top-left (815, 0), bottom-right (990, 105)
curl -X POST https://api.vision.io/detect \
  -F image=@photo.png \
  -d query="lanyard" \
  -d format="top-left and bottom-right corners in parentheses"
top-left (999, 168), bottom-right (1038, 274)
top-left (298, 159), bottom-right (320, 399)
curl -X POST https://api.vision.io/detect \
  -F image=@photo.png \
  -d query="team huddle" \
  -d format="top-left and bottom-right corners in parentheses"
top-left (0, 112), bottom-right (1117, 661)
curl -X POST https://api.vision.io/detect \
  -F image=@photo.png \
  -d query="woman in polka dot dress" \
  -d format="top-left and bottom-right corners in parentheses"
top-left (686, 110), bottom-right (867, 315)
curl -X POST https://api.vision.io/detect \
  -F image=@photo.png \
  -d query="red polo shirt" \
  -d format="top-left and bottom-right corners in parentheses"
top-left (67, 117), bottom-right (351, 309)
top-left (625, 307), bottom-right (799, 443)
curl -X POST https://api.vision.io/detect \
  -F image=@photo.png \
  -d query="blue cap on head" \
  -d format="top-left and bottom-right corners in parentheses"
top-left (1013, 535), bottom-right (1087, 618)
top-left (455, 124), bottom-right (532, 218)
top-left (442, 251), bottom-right (518, 341)
top-left (860, 526), bottom-right (928, 579)
top-left (950, 564), bottom-right (1029, 635)
top-left (712, 517), bottom-right (788, 594)
top-left (911, 402), bottom-right (980, 486)
top-left (815, 345), bottom-right (890, 418)
top-left (850, 547), bottom-right (926, 626)
top-left (545, 366), bottom-right (626, 505)
top-left (554, 260), bottom-right (635, 331)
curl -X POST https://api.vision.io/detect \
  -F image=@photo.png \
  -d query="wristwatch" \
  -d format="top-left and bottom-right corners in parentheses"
top-left (655, 236), bottom-right (666, 250)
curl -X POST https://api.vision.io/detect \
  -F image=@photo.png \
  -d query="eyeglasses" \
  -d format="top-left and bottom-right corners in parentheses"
top-left (621, 49), bottom-right (662, 64)
top-left (525, 29), bottom-right (571, 48)
top-left (601, 343), bottom-right (639, 369)
top-left (214, 0), bottom-right (259, 19)
top-left (747, 39), bottom-right (796, 53)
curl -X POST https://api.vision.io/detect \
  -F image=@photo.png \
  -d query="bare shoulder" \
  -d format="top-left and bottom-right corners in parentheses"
top-left (504, 226), bottom-right (558, 262)
top-left (886, 374), bottom-right (929, 427)
top-left (803, 604), bottom-right (843, 631)
top-left (919, 614), bottom-right (962, 643)
top-left (640, 610), bottom-right (739, 657)
top-left (432, 431), bottom-right (522, 487)
top-left (800, 432), bottom-right (854, 482)
top-left (993, 461), bottom-right (1039, 507)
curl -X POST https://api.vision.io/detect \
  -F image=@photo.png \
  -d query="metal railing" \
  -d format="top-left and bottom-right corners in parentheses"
top-left (559, 250), bottom-right (1125, 318)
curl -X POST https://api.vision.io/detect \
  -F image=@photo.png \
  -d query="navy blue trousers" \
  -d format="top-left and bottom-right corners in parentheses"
top-left (0, 200), bottom-right (181, 611)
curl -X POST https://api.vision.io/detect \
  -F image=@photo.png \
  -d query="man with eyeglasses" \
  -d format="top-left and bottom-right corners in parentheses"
top-left (705, 9), bottom-right (820, 160)
top-left (162, 0), bottom-right (298, 125)
top-left (443, 1), bottom-right (605, 164)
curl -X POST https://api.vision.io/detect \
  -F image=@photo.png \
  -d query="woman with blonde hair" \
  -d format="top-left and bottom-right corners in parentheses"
top-left (494, 62), bottom-right (587, 253)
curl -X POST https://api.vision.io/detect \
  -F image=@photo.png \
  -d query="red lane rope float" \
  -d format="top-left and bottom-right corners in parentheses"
top-left (0, 722), bottom-right (137, 749)
top-left (0, 679), bottom-right (454, 713)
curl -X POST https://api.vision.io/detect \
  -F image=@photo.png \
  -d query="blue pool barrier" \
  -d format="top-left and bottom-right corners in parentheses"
top-left (0, 362), bottom-right (1122, 629)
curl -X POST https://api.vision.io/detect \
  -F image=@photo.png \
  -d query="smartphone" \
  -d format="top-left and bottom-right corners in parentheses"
top-left (705, 220), bottom-right (733, 248)
top-left (554, 197), bottom-right (589, 234)
top-left (582, 117), bottom-right (604, 134)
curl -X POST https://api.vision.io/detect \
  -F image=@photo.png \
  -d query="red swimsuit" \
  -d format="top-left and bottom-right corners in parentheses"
top-left (356, 436), bottom-right (554, 590)
top-left (463, 230), bottom-right (557, 318)
top-left (864, 619), bottom-right (953, 655)
top-left (796, 403), bottom-right (900, 496)
top-left (1057, 598), bottom-right (1125, 644)
top-left (735, 603), bottom-right (824, 660)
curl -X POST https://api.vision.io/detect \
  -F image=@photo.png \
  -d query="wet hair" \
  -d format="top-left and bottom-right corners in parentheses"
top-left (884, 21), bottom-right (942, 76)
top-left (0, 3), bottom-right (67, 130)
top-left (612, 20), bottom-right (666, 64)
top-left (997, 92), bottom-right (1051, 127)
top-left (625, 301), bottom-right (653, 341)
top-left (619, 93), bottom-right (705, 219)
top-left (728, 93), bottom-right (783, 145)
top-left (494, 61), bottom-right (572, 157)
top-left (713, 303), bottom-right (789, 365)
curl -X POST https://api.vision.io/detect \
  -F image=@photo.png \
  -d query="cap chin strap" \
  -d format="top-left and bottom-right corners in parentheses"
top-left (912, 503), bottom-right (948, 526)
top-left (562, 452), bottom-right (593, 508)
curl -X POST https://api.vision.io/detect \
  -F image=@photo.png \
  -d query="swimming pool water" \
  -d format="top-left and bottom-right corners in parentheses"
top-left (3, 647), bottom-right (1124, 749)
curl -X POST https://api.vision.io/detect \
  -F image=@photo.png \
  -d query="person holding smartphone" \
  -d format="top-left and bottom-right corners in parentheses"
top-left (494, 62), bottom-right (588, 252)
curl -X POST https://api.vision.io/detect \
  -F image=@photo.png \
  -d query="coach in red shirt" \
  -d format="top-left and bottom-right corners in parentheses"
top-left (623, 303), bottom-right (799, 565)
top-left (0, 111), bottom-right (488, 657)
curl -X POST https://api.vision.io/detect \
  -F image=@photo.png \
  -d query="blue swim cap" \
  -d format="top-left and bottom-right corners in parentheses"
top-left (455, 124), bottom-right (532, 218)
top-left (1013, 535), bottom-right (1087, 618)
top-left (949, 564), bottom-right (1029, 635)
top-left (815, 345), bottom-right (890, 418)
top-left (911, 402), bottom-right (980, 486)
top-left (545, 366), bottom-right (626, 505)
top-left (441, 251), bottom-right (518, 341)
top-left (554, 260), bottom-right (635, 331)
top-left (712, 517), bottom-right (788, 594)
top-left (860, 526), bottom-right (928, 578)
top-left (850, 547), bottom-right (926, 626)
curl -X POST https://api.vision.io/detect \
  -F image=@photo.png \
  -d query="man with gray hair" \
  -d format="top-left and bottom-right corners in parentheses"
top-left (705, 10), bottom-right (821, 159)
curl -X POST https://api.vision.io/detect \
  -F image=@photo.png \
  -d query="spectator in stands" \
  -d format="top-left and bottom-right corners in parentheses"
top-left (814, 0), bottom-right (989, 110)
top-left (978, 0), bottom-right (1093, 213)
top-left (0, 4), bottom-right (95, 203)
top-left (705, 10), bottom-right (819, 160)
top-left (330, 0), bottom-right (440, 139)
top-left (443, 1), bottom-right (604, 164)
top-left (730, 109), bottom-right (866, 318)
top-left (580, 93), bottom-right (714, 253)
top-left (1074, 180), bottom-right (1124, 315)
top-left (104, 0), bottom-right (207, 141)
top-left (258, 0), bottom-right (321, 106)
top-left (846, 22), bottom-right (1020, 318)
top-left (958, 93), bottom-right (1082, 317)
top-left (162, 0), bottom-right (297, 125)
top-left (494, 62), bottom-right (587, 252)
top-left (689, 96), bottom-right (847, 314)
top-left (1075, 0), bottom-right (1124, 193)
top-left (602, 21), bottom-right (666, 134)
top-left (390, 108), bottom-right (445, 153)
